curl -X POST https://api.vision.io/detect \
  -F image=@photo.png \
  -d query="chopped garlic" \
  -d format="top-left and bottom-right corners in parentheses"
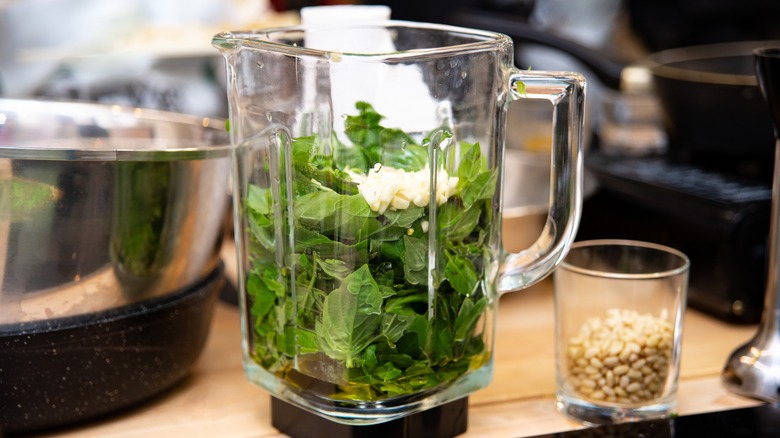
top-left (347, 164), bottom-right (459, 215)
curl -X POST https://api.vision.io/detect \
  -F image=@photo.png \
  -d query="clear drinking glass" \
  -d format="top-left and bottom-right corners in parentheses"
top-left (213, 21), bottom-right (585, 425)
top-left (554, 239), bottom-right (690, 425)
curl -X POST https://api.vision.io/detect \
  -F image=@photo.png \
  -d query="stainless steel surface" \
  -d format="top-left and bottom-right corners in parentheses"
top-left (0, 98), bottom-right (231, 325)
top-left (722, 48), bottom-right (780, 402)
top-left (722, 140), bottom-right (780, 403)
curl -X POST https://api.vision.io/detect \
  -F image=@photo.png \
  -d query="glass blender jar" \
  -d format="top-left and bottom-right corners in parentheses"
top-left (214, 20), bottom-right (585, 426)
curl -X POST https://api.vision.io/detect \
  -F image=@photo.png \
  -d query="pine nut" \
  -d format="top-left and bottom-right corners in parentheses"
top-left (626, 382), bottom-right (641, 393)
top-left (614, 365), bottom-right (630, 376)
top-left (563, 307), bottom-right (676, 405)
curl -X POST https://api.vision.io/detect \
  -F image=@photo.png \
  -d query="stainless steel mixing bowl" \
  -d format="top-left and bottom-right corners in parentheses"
top-left (0, 98), bottom-right (231, 323)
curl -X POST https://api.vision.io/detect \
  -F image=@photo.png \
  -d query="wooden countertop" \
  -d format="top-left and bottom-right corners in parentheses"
top-left (45, 270), bottom-right (764, 437)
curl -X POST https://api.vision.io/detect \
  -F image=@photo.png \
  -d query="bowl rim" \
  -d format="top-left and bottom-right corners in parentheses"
top-left (0, 98), bottom-right (230, 161)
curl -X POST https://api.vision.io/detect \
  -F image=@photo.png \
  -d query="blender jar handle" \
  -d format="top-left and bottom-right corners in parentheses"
top-left (498, 70), bottom-right (586, 293)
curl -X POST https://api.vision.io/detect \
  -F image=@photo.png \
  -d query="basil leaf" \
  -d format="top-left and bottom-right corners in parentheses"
top-left (382, 144), bottom-right (428, 171)
top-left (384, 292), bottom-right (428, 315)
top-left (248, 215), bottom-right (275, 251)
top-left (376, 239), bottom-right (404, 263)
top-left (338, 194), bottom-right (376, 219)
top-left (277, 325), bottom-right (298, 356)
top-left (295, 190), bottom-right (341, 224)
top-left (335, 143), bottom-right (370, 172)
top-left (344, 102), bottom-right (418, 168)
top-left (439, 203), bottom-right (481, 241)
top-left (252, 266), bottom-right (285, 299)
top-left (373, 362), bottom-right (403, 381)
top-left (445, 253), bottom-right (479, 296)
top-left (294, 227), bottom-right (369, 264)
top-left (296, 328), bottom-right (319, 354)
top-left (247, 185), bottom-right (273, 216)
top-left (428, 318), bottom-right (453, 364)
top-left (395, 331), bottom-right (423, 358)
top-left (316, 265), bottom-right (383, 367)
top-left (460, 170), bottom-right (497, 209)
top-left (295, 280), bottom-right (325, 327)
top-left (402, 235), bottom-right (428, 285)
top-left (457, 142), bottom-right (485, 183)
top-left (456, 141), bottom-right (497, 209)
top-left (316, 258), bottom-right (353, 280)
top-left (361, 345), bottom-right (378, 373)
top-left (247, 274), bottom-right (275, 318)
top-left (381, 313), bottom-right (417, 347)
top-left (381, 205), bottom-right (425, 228)
top-left (292, 135), bottom-right (317, 163)
top-left (453, 296), bottom-right (487, 343)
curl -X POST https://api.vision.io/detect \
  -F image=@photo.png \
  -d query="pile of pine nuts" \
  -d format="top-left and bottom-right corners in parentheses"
top-left (564, 308), bottom-right (675, 404)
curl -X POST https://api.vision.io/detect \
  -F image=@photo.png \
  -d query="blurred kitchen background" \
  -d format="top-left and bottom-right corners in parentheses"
top-left (3, 0), bottom-right (780, 324)
top-left (4, 0), bottom-right (780, 116)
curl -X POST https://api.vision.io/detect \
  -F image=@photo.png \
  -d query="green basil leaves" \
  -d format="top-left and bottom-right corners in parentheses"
top-left (243, 102), bottom-right (497, 401)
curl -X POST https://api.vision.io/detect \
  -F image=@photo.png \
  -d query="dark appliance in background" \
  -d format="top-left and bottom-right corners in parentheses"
top-left (373, 0), bottom-right (780, 324)
top-left (576, 153), bottom-right (772, 324)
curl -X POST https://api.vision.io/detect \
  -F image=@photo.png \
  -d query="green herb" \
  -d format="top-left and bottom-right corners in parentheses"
top-left (0, 176), bottom-right (61, 221)
top-left (110, 161), bottom-right (176, 286)
top-left (243, 102), bottom-right (497, 401)
top-left (316, 265), bottom-right (383, 368)
top-left (516, 80), bottom-right (527, 96)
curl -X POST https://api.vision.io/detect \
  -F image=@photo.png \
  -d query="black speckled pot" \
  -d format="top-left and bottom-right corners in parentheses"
top-left (0, 265), bottom-right (223, 434)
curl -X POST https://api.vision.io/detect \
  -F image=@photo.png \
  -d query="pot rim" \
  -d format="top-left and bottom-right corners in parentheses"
top-left (646, 40), bottom-right (780, 86)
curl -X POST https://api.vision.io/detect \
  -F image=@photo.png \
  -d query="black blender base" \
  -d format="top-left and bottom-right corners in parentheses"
top-left (271, 396), bottom-right (469, 438)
